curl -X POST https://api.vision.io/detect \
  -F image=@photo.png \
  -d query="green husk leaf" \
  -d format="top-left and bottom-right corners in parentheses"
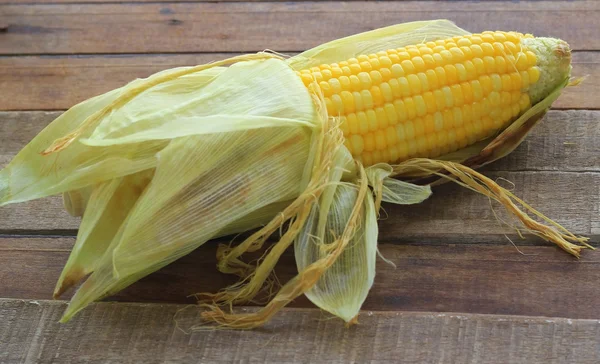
top-left (54, 170), bottom-right (153, 298)
top-left (81, 59), bottom-right (313, 146)
top-left (59, 57), bottom-right (319, 322)
top-left (295, 184), bottom-right (377, 322)
top-left (0, 67), bottom-right (222, 206)
top-left (287, 19), bottom-right (468, 70)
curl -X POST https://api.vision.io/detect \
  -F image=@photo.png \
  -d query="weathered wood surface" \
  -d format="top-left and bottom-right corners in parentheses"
top-left (2, 110), bottom-right (598, 237)
top-left (2, 299), bottom-right (600, 364)
top-left (1, 1), bottom-right (598, 55)
top-left (1, 0), bottom-right (600, 361)
top-left (2, 236), bottom-right (600, 319)
top-left (1, 52), bottom-right (596, 111)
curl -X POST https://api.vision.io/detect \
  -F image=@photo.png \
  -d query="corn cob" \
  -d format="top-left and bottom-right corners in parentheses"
top-left (0, 20), bottom-right (586, 329)
top-left (297, 31), bottom-right (569, 166)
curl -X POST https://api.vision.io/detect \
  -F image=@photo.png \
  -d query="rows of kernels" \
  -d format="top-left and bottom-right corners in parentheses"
top-left (298, 31), bottom-right (538, 166)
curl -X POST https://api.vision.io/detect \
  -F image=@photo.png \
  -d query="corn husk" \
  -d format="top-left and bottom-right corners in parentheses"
top-left (0, 20), bottom-right (589, 328)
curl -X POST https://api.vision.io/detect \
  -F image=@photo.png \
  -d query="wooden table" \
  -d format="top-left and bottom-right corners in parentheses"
top-left (1, 1), bottom-right (599, 363)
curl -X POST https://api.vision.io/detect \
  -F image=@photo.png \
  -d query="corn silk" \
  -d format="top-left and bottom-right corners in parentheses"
top-left (0, 20), bottom-right (590, 328)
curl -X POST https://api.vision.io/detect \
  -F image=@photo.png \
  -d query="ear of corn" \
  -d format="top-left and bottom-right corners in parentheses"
top-left (295, 31), bottom-right (568, 168)
top-left (0, 20), bottom-right (585, 328)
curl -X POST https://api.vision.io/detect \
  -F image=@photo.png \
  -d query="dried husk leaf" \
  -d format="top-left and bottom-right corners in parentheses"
top-left (59, 57), bottom-right (319, 322)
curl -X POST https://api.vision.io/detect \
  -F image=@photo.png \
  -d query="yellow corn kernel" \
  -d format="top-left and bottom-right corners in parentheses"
top-left (491, 74), bottom-right (502, 92)
top-left (401, 59), bottom-right (416, 74)
top-left (384, 103), bottom-right (398, 125)
top-left (364, 133), bottom-right (376, 152)
top-left (480, 75), bottom-right (493, 94)
top-left (462, 103), bottom-right (473, 124)
top-left (366, 109), bottom-right (378, 132)
top-left (370, 70), bottom-right (383, 85)
top-left (414, 95), bottom-right (427, 117)
top-left (472, 58), bottom-right (485, 75)
top-left (353, 91), bottom-right (364, 112)
top-left (435, 66), bottom-right (448, 86)
top-left (391, 63), bottom-right (405, 78)
top-left (395, 123), bottom-right (406, 141)
top-left (404, 121), bottom-right (416, 140)
top-left (393, 100), bottom-right (408, 122)
top-left (483, 56), bottom-right (496, 73)
top-left (347, 113), bottom-right (359, 134)
top-left (519, 94), bottom-right (531, 111)
top-left (362, 152), bottom-right (373, 166)
top-left (380, 82), bottom-right (393, 102)
top-left (481, 42), bottom-right (495, 56)
top-left (380, 68), bottom-right (392, 82)
top-left (416, 136), bottom-right (428, 155)
top-left (404, 97), bottom-right (417, 119)
top-left (510, 72), bottom-right (522, 90)
top-left (370, 86), bottom-right (383, 106)
top-left (434, 111), bottom-right (444, 131)
top-left (451, 84), bottom-right (464, 106)
top-left (375, 130), bottom-right (387, 150)
top-left (528, 67), bottom-right (540, 84)
top-left (461, 82), bottom-right (474, 104)
top-left (521, 70), bottom-right (530, 89)
top-left (445, 65), bottom-right (458, 84)
top-left (388, 79), bottom-right (401, 98)
top-left (433, 89), bottom-right (446, 110)
top-left (350, 134), bottom-right (364, 154)
top-left (340, 91), bottom-right (354, 113)
top-left (412, 57), bottom-right (426, 72)
top-left (471, 80), bottom-right (484, 101)
top-left (357, 111), bottom-right (369, 134)
top-left (515, 53), bottom-right (529, 71)
top-left (423, 91), bottom-right (436, 114)
top-left (398, 77), bottom-right (411, 97)
top-left (407, 74), bottom-right (422, 95)
top-left (501, 92), bottom-right (512, 106)
top-left (441, 86), bottom-right (454, 108)
top-left (417, 73), bottom-right (430, 92)
top-left (424, 114), bottom-right (435, 134)
top-left (456, 64), bottom-right (468, 82)
top-left (375, 107), bottom-right (389, 129)
top-left (385, 126), bottom-right (397, 146)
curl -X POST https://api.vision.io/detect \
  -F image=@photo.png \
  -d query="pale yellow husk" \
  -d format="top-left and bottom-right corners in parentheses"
top-left (0, 20), bottom-right (588, 329)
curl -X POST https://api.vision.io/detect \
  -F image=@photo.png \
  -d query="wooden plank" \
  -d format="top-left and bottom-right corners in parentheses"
top-left (381, 170), bottom-right (600, 244)
top-left (2, 236), bottom-right (600, 319)
top-left (2, 299), bottom-right (600, 364)
top-left (1, 1), bottom-right (598, 55)
top-left (0, 53), bottom-right (236, 111)
top-left (1, 52), bottom-right (597, 111)
top-left (1, 110), bottom-right (599, 234)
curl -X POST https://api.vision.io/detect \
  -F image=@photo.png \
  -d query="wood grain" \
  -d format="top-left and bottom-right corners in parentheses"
top-left (2, 299), bottom-right (600, 364)
top-left (1, 52), bottom-right (596, 111)
top-left (2, 236), bottom-right (600, 319)
top-left (1, 1), bottom-right (598, 55)
top-left (0, 53), bottom-right (236, 111)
